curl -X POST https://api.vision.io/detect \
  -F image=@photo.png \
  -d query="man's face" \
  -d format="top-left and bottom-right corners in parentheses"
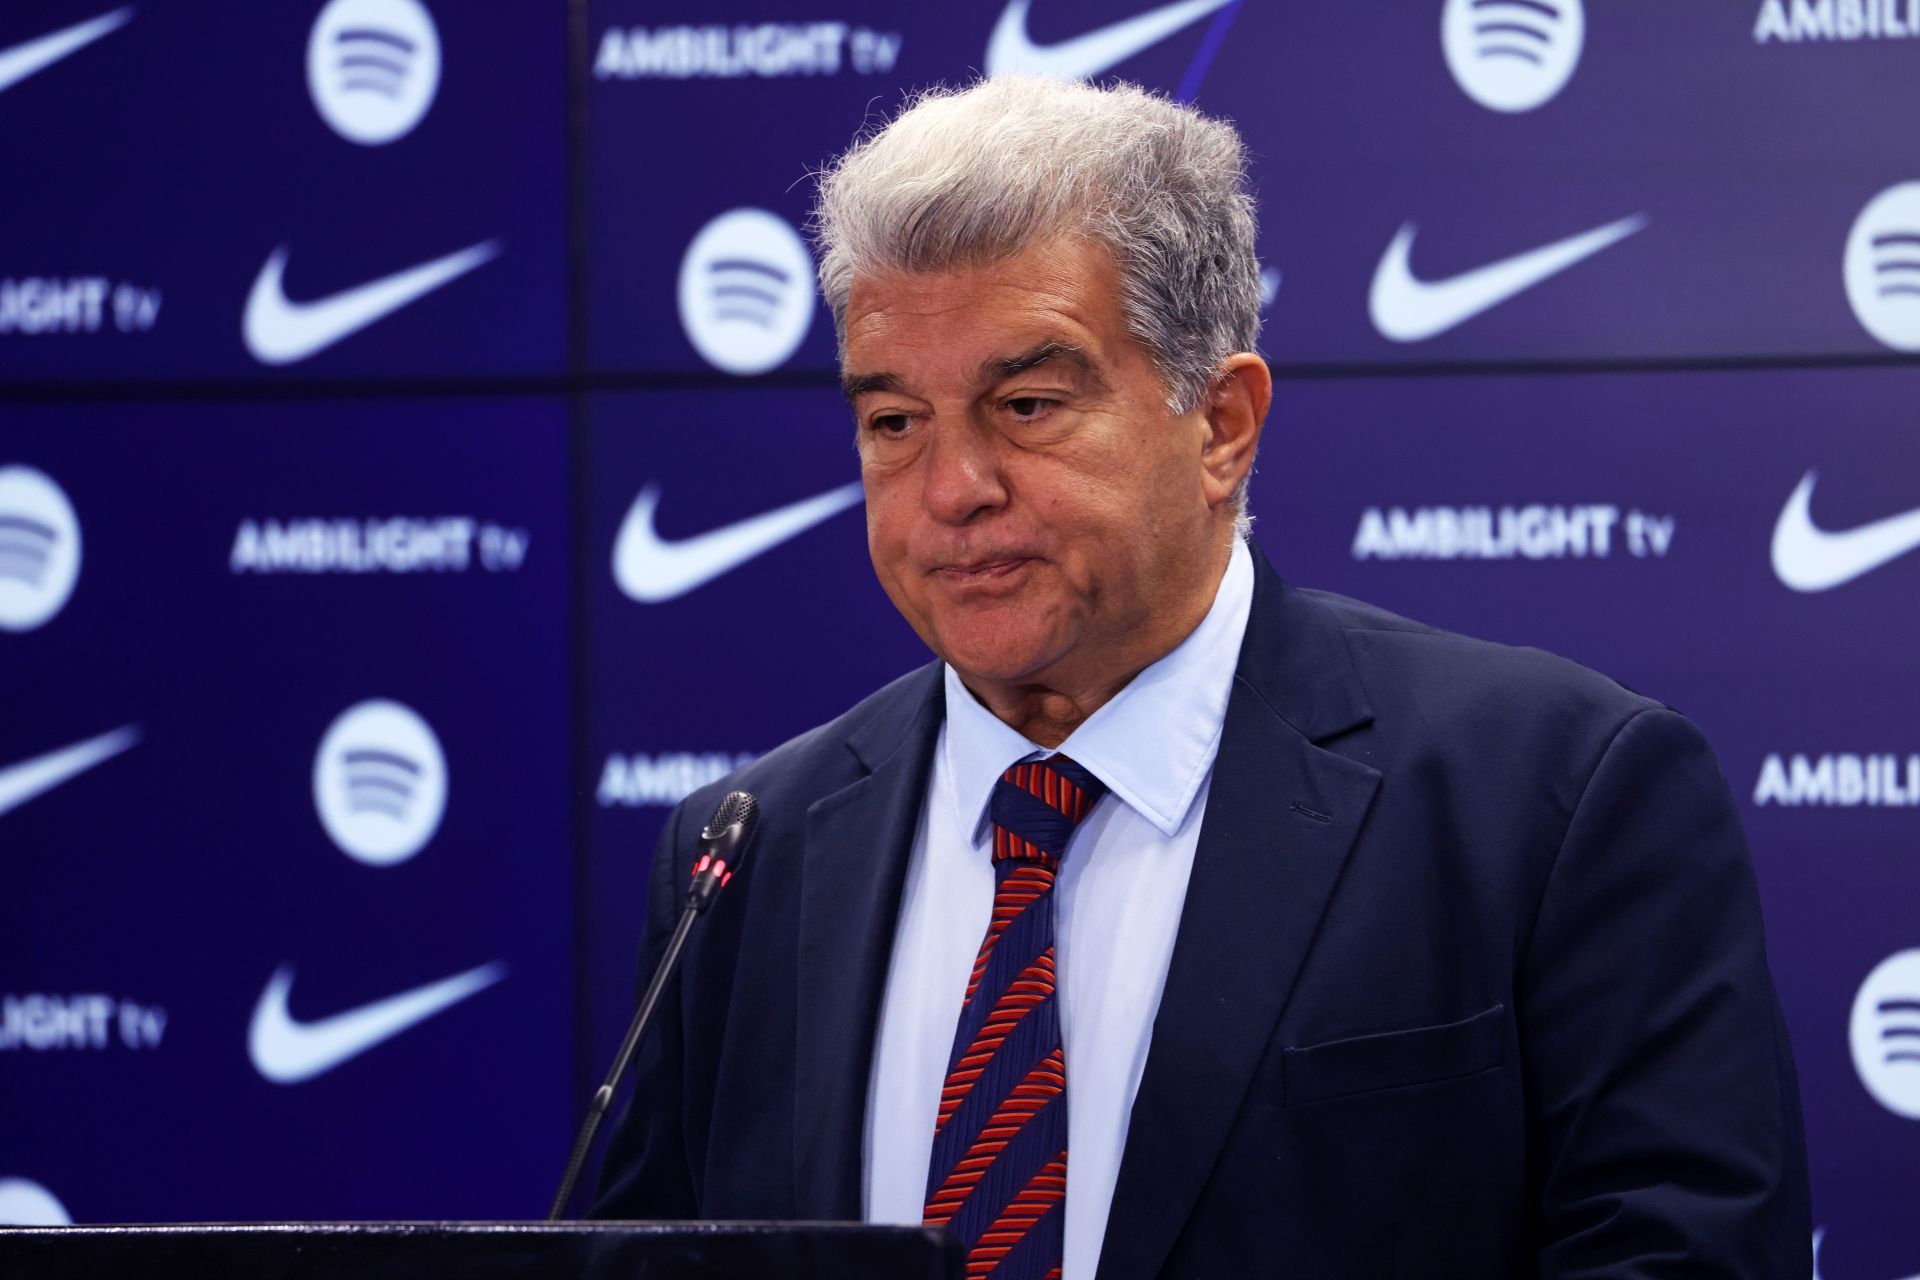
top-left (842, 235), bottom-right (1225, 691)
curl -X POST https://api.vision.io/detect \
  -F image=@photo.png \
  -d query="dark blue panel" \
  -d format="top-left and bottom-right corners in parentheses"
top-left (0, 395), bottom-right (573, 1221)
top-left (586, 1), bottom-right (907, 377)
top-left (0, 1), bottom-right (567, 381)
top-left (1225, 2), bottom-right (1920, 363)
top-left (1252, 365), bottom-right (1920, 683)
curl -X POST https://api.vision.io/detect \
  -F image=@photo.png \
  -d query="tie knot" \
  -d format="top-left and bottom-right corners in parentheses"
top-left (989, 756), bottom-right (1108, 866)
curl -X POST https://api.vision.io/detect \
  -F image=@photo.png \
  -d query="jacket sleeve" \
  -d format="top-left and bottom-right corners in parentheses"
top-left (1519, 707), bottom-right (1812, 1277)
top-left (588, 800), bottom-right (699, 1220)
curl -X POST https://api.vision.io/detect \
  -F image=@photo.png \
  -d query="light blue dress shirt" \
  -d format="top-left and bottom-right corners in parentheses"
top-left (862, 537), bottom-right (1257, 1280)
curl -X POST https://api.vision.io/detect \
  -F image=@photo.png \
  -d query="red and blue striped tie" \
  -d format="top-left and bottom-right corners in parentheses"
top-left (925, 755), bottom-right (1107, 1280)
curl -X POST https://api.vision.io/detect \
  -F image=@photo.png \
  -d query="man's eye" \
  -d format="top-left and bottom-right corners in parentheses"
top-left (869, 413), bottom-right (910, 435)
top-left (1006, 397), bottom-right (1057, 420)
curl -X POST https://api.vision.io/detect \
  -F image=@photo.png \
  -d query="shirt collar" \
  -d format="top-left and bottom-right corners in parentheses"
top-left (941, 536), bottom-right (1257, 843)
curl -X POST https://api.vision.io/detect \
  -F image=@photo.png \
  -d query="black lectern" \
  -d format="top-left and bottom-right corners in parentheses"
top-left (0, 1220), bottom-right (961, 1279)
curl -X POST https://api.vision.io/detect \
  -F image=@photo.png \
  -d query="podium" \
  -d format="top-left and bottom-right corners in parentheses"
top-left (0, 1221), bottom-right (961, 1278)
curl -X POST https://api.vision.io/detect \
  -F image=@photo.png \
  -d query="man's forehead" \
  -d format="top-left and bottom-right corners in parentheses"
top-left (840, 250), bottom-right (1128, 396)
top-left (845, 279), bottom-right (1095, 347)
top-left (846, 234), bottom-right (1117, 315)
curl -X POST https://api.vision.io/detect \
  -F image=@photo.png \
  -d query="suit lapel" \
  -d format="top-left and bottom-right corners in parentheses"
top-left (1095, 552), bottom-right (1382, 1280)
top-left (792, 667), bottom-right (944, 1219)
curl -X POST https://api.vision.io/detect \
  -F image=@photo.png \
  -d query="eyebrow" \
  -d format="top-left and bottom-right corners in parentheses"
top-left (841, 341), bottom-right (1104, 404)
top-left (981, 341), bottom-right (1102, 390)
top-left (840, 370), bottom-right (904, 402)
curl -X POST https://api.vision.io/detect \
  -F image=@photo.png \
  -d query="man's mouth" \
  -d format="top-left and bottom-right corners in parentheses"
top-left (935, 556), bottom-right (1033, 582)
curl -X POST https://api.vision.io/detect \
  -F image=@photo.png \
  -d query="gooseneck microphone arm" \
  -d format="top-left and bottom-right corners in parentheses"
top-left (546, 789), bottom-right (761, 1222)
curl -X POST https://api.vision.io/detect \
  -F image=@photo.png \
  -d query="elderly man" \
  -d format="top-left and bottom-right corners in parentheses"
top-left (594, 77), bottom-right (1810, 1278)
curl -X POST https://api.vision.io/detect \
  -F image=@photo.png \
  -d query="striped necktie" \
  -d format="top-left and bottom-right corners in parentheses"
top-left (925, 755), bottom-right (1108, 1280)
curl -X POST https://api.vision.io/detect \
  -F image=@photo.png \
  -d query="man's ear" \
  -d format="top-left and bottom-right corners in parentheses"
top-left (1200, 353), bottom-right (1271, 511)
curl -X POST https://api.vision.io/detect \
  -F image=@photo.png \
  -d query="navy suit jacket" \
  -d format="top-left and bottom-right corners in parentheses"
top-left (594, 548), bottom-right (1811, 1278)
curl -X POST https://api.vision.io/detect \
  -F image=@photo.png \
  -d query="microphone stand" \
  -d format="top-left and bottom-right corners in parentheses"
top-left (546, 904), bottom-right (699, 1221)
top-left (546, 789), bottom-right (759, 1221)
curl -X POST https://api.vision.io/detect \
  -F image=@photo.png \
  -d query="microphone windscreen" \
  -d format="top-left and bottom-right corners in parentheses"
top-left (700, 789), bottom-right (760, 853)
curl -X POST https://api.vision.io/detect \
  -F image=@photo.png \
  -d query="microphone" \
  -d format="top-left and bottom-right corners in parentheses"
top-left (546, 789), bottom-right (762, 1221)
top-left (686, 789), bottom-right (758, 913)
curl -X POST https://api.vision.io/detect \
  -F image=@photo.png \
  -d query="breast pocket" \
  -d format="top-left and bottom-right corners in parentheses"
top-left (1281, 1003), bottom-right (1507, 1107)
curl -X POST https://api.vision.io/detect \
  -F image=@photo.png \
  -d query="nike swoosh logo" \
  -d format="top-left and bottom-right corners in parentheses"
top-left (1368, 214), bottom-right (1648, 343)
top-left (0, 8), bottom-right (133, 97)
top-left (0, 725), bottom-right (140, 819)
top-left (242, 241), bottom-right (500, 366)
top-left (985, 0), bottom-right (1234, 79)
top-left (247, 961), bottom-right (506, 1085)
top-left (613, 481), bottom-right (864, 604)
top-left (1771, 470), bottom-right (1920, 593)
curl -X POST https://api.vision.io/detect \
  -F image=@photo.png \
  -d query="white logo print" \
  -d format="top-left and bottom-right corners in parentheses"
top-left (1369, 214), bottom-right (1645, 342)
top-left (0, 7), bottom-right (132, 98)
top-left (0, 726), bottom-right (139, 820)
top-left (247, 961), bottom-right (504, 1084)
top-left (985, 0), bottom-right (1235, 80)
top-left (242, 241), bottom-right (498, 366)
top-left (313, 699), bottom-right (448, 866)
top-left (614, 481), bottom-right (863, 604)
top-left (1772, 471), bottom-right (1920, 592)
top-left (1851, 949), bottom-right (1920, 1120)
top-left (0, 465), bottom-right (82, 633)
top-left (0, 1178), bottom-right (70, 1226)
top-left (306, 0), bottom-right (440, 145)
top-left (1844, 182), bottom-right (1920, 352)
top-left (677, 209), bottom-right (816, 376)
top-left (1811, 1228), bottom-right (1920, 1280)
top-left (1441, 0), bottom-right (1584, 113)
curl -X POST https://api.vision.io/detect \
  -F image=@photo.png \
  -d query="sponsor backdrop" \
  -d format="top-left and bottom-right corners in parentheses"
top-left (1, 0), bottom-right (1914, 1270)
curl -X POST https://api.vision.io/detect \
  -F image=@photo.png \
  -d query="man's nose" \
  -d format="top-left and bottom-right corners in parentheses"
top-left (920, 422), bottom-right (1007, 526)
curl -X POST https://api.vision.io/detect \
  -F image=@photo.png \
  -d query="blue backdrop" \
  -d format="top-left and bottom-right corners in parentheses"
top-left (4, 2), bottom-right (1916, 1274)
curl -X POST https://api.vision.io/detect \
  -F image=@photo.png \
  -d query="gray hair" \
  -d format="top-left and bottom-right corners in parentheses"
top-left (811, 76), bottom-right (1263, 529)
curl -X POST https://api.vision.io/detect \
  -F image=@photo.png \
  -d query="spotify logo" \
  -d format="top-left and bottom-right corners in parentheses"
top-left (677, 208), bottom-right (816, 376)
top-left (1844, 182), bottom-right (1920, 353)
top-left (1441, 0), bottom-right (1584, 113)
top-left (312, 699), bottom-right (448, 865)
top-left (0, 466), bottom-right (82, 634)
top-left (1851, 948), bottom-right (1920, 1120)
top-left (307, 0), bottom-right (442, 145)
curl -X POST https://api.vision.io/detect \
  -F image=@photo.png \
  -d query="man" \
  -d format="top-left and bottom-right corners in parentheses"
top-left (594, 77), bottom-right (1811, 1277)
